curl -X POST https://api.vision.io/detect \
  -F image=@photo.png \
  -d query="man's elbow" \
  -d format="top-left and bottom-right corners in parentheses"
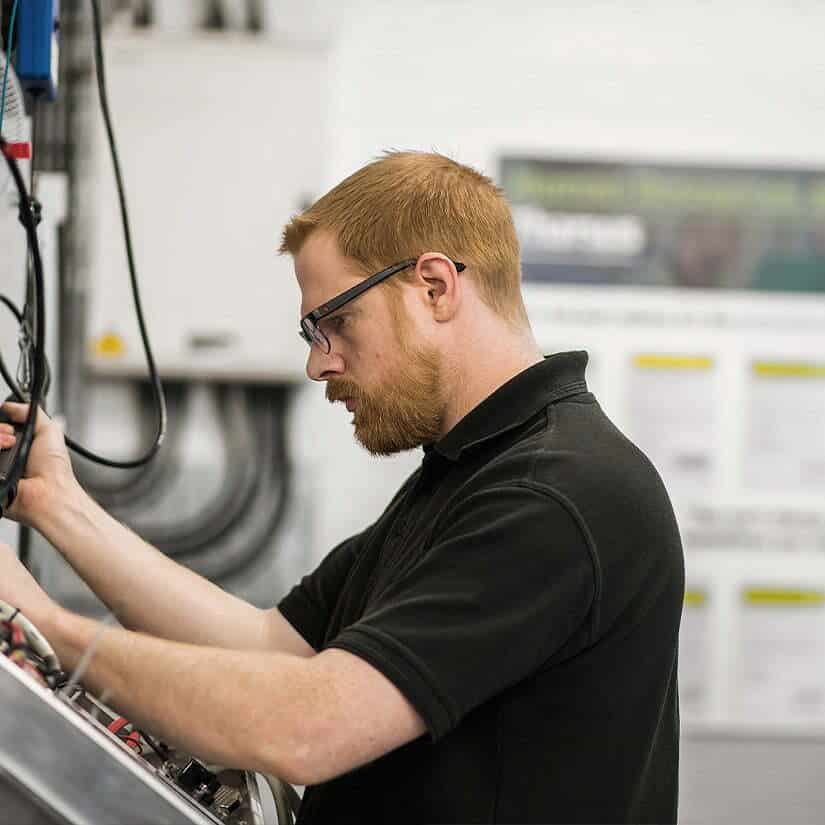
top-left (262, 749), bottom-right (317, 787)
top-left (252, 714), bottom-right (341, 786)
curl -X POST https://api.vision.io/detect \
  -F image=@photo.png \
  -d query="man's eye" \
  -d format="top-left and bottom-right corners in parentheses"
top-left (319, 315), bottom-right (348, 339)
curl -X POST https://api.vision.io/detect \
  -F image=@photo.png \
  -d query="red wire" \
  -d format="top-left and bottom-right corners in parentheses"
top-left (123, 731), bottom-right (142, 753)
top-left (9, 624), bottom-right (25, 648)
top-left (107, 717), bottom-right (143, 754)
top-left (107, 717), bottom-right (130, 735)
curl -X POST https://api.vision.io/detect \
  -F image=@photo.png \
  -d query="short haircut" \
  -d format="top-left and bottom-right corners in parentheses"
top-left (280, 151), bottom-right (527, 325)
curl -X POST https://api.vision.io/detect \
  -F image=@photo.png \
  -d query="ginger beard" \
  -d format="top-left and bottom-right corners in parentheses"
top-left (326, 297), bottom-right (446, 456)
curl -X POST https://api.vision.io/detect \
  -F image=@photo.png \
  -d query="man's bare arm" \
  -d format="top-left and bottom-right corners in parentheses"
top-left (39, 488), bottom-right (315, 655)
top-left (43, 607), bottom-right (426, 785)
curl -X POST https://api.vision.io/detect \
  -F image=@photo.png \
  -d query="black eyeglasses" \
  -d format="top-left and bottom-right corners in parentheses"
top-left (299, 257), bottom-right (466, 353)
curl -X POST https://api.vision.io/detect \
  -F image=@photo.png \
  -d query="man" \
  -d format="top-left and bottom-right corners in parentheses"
top-left (0, 151), bottom-right (684, 823)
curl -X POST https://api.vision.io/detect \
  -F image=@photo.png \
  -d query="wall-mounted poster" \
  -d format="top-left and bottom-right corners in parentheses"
top-left (738, 587), bottom-right (825, 720)
top-left (746, 361), bottom-right (825, 491)
top-left (500, 157), bottom-right (825, 293)
top-left (628, 354), bottom-right (716, 496)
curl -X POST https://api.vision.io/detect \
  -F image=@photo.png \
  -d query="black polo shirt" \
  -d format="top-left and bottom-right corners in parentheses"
top-left (279, 351), bottom-right (684, 824)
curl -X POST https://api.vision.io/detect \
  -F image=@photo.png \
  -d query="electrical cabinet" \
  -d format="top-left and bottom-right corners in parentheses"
top-left (87, 32), bottom-right (326, 382)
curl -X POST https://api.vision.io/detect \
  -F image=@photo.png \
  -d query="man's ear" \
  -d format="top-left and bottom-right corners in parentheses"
top-left (416, 254), bottom-right (462, 321)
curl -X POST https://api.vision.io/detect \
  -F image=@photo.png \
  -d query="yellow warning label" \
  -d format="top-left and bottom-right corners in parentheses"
top-left (92, 333), bottom-right (126, 358)
top-left (633, 355), bottom-right (713, 371)
top-left (743, 588), bottom-right (825, 606)
top-left (752, 362), bottom-right (825, 379)
top-left (684, 590), bottom-right (707, 607)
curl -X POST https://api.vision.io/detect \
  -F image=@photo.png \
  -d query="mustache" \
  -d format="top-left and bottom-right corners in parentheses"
top-left (326, 381), bottom-right (361, 404)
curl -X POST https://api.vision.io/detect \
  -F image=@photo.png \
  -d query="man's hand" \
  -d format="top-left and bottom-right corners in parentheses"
top-left (0, 541), bottom-right (57, 629)
top-left (0, 402), bottom-right (79, 530)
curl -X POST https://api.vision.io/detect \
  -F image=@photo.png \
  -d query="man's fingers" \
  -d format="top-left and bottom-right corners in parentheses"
top-left (1, 402), bottom-right (50, 432)
top-left (0, 402), bottom-right (28, 423)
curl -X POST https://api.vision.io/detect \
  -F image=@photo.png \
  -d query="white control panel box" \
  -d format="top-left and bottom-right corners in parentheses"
top-left (87, 33), bottom-right (326, 382)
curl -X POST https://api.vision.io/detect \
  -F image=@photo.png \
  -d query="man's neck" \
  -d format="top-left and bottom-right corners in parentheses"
top-left (440, 330), bottom-right (544, 437)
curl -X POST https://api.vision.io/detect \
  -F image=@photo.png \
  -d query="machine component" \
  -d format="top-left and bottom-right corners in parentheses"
top-left (213, 785), bottom-right (243, 817)
top-left (0, 52), bottom-right (29, 165)
top-left (0, 600), bottom-right (62, 686)
top-left (0, 652), bottom-right (222, 824)
top-left (87, 31), bottom-right (319, 382)
top-left (13, 0), bottom-right (60, 100)
top-left (0, 603), bottom-right (299, 823)
top-left (176, 759), bottom-right (222, 806)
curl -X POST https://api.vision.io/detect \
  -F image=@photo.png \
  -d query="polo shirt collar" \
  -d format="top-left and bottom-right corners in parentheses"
top-left (428, 351), bottom-right (589, 462)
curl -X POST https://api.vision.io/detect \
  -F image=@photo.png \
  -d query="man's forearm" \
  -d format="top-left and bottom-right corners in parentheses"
top-left (42, 607), bottom-right (315, 782)
top-left (35, 485), bottom-right (271, 650)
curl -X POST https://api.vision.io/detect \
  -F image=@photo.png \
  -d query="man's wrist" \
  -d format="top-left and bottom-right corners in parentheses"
top-left (38, 603), bottom-right (88, 674)
top-left (38, 600), bottom-right (68, 642)
top-left (37, 478), bottom-right (95, 546)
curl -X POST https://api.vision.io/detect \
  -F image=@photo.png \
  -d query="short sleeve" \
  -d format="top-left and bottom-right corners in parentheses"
top-left (326, 484), bottom-right (597, 740)
top-left (278, 531), bottom-right (365, 651)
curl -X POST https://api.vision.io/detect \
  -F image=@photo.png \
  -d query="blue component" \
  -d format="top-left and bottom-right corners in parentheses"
top-left (15, 0), bottom-right (59, 100)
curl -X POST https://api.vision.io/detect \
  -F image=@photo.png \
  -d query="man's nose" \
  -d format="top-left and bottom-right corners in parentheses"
top-left (306, 344), bottom-right (344, 381)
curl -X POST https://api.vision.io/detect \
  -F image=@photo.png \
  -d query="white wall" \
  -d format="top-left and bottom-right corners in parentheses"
top-left (325, 0), bottom-right (825, 181)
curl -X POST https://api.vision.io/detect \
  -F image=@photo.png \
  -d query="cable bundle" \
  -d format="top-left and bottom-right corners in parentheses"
top-left (0, 598), bottom-right (62, 688)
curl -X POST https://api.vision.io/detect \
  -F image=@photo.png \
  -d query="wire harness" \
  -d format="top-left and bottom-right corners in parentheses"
top-left (0, 597), bottom-right (62, 687)
top-left (0, 0), bottom-right (169, 509)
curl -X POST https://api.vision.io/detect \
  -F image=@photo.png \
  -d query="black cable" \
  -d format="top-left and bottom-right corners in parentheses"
top-left (0, 140), bottom-right (46, 512)
top-left (75, 382), bottom-right (184, 507)
top-left (138, 729), bottom-right (169, 761)
top-left (0, 294), bottom-right (22, 322)
top-left (56, 0), bottom-right (167, 469)
top-left (1, 1), bottom-right (165, 470)
top-left (0, 345), bottom-right (51, 408)
top-left (16, 88), bottom-right (39, 569)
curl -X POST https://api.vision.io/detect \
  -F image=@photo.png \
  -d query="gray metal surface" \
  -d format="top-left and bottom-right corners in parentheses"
top-left (0, 771), bottom-right (70, 825)
top-left (680, 727), bottom-right (825, 824)
top-left (0, 655), bottom-right (215, 825)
